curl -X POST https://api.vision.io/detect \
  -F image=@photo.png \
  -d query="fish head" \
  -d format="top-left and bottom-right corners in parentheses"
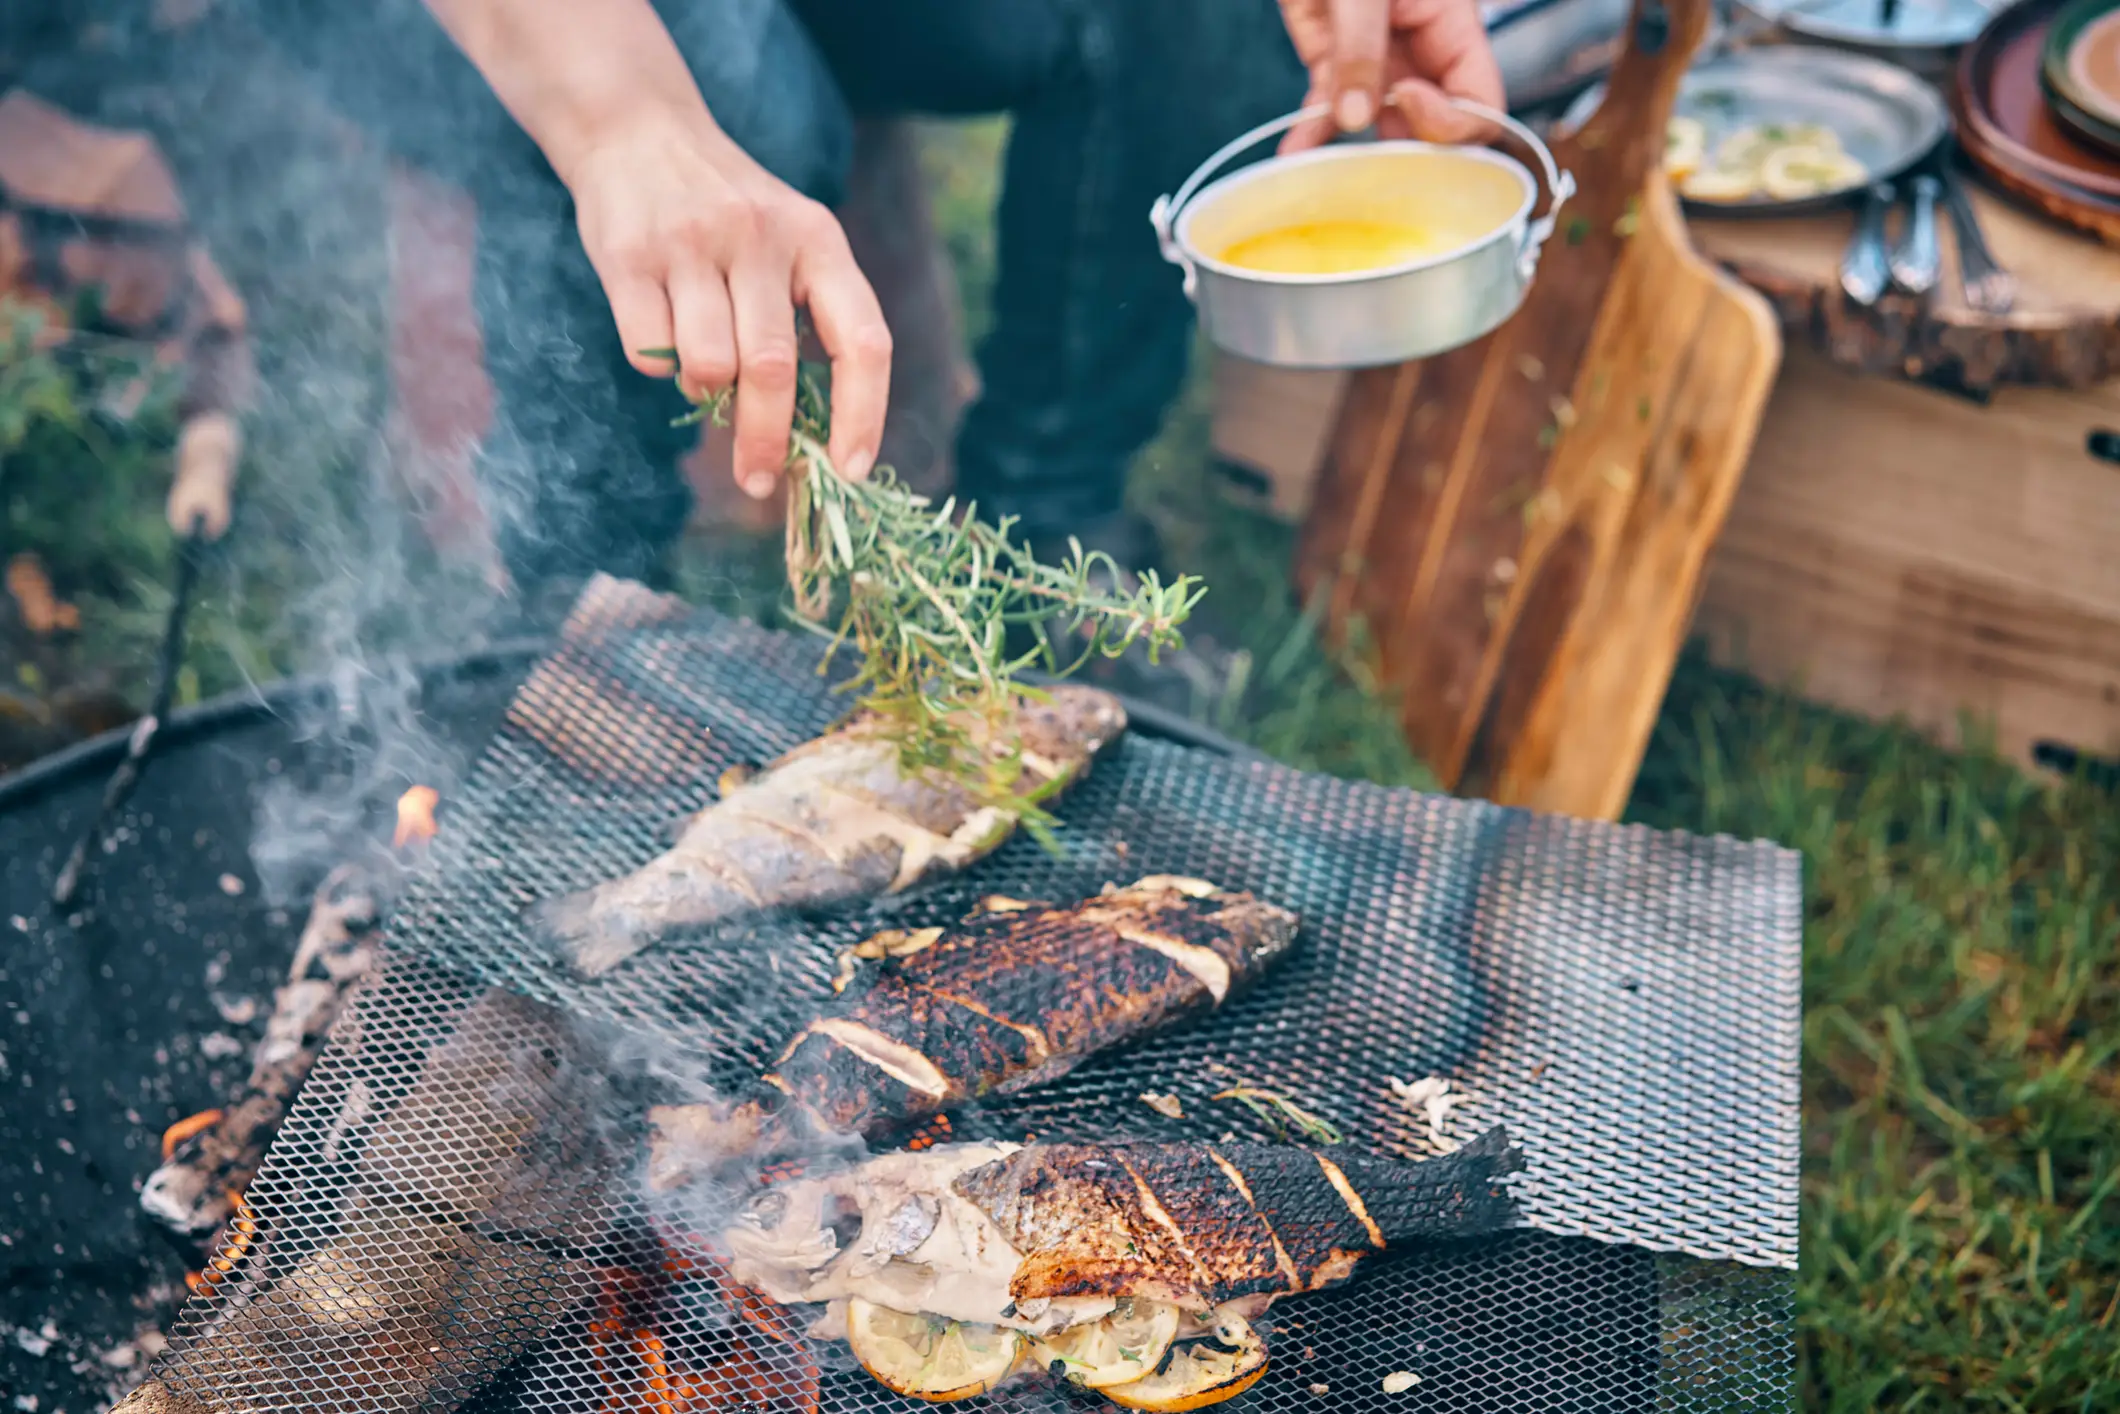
top-left (1016, 686), bottom-right (1128, 768)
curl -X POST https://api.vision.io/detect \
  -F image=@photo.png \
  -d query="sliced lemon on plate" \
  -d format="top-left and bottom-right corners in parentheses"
top-left (846, 1296), bottom-right (1026, 1402)
top-left (1664, 116), bottom-right (1708, 184)
top-left (1679, 167), bottom-right (1762, 203)
top-left (1709, 127), bottom-right (1775, 177)
top-left (1758, 144), bottom-right (1867, 201)
top-left (1103, 1310), bottom-right (1269, 1413)
top-left (1030, 1299), bottom-right (1182, 1389)
top-left (1774, 121), bottom-right (1843, 153)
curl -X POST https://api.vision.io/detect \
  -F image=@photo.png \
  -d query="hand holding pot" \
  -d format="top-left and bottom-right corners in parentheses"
top-left (1276, 0), bottom-right (1505, 152)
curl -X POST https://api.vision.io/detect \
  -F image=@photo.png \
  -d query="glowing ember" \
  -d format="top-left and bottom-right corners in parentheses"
top-left (395, 785), bottom-right (441, 848)
top-left (161, 1108), bottom-right (224, 1161)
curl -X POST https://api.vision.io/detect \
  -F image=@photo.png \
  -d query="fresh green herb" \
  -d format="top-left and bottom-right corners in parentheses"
top-left (1211, 1085), bottom-right (1345, 1145)
top-left (1565, 215), bottom-right (1592, 247)
top-left (651, 354), bottom-right (1204, 840)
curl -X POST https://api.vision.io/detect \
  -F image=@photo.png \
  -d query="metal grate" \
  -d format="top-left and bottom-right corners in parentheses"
top-left (149, 575), bottom-right (1801, 1413)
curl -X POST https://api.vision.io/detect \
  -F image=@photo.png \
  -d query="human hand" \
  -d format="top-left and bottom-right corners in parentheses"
top-left (563, 110), bottom-right (892, 499)
top-left (1276, 0), bottom-right (1505, 153)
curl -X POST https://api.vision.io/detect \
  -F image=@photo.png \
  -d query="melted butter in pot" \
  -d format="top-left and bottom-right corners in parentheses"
top-left (1217, 219), bottom-right (1452, 275)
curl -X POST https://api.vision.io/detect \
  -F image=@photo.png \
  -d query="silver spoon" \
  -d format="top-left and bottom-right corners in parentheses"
top-left (1889, 174), bottom-right (1943, 297)
top-left (1841, 181), bottom-right (1895, 306)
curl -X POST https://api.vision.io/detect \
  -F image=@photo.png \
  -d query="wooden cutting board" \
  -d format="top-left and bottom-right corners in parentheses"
top-left (1293, 0), bottom-right (1781, 820)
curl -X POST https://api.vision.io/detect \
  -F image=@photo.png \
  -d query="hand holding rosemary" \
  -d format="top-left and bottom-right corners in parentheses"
top-left (650, 353), bottom-right (1207, 835)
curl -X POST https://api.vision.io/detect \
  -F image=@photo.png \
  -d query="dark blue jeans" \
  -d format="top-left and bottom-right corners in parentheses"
top-left (257, 0), bottom-right (1306, 593)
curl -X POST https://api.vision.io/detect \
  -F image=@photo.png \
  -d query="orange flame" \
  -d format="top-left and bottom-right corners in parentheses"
top-left (394, 785), bottom-right (440, 848)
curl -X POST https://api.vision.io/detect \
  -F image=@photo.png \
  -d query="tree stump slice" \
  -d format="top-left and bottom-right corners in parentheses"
top-left (1690, 180), bottom-right (2120, 391)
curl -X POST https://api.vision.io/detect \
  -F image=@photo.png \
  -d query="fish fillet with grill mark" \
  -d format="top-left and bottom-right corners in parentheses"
top-left (646, 877), bottom-right (1300, 1189)
top-left (528, 685), bottom-right (1128, 977)
top-left (723, 1129), bottom-right (1523, 1338)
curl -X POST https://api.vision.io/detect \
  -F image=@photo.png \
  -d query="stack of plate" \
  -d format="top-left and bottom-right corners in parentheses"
top-left (2044, 0), bottom-right (2120, 149)
top-left (1955, 0), bottom-right (2120, 240)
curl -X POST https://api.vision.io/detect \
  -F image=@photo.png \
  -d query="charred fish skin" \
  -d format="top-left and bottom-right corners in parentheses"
top-left (953, 1127), bottom-right (1524, 1307)
top-left (644, 879), bottom-right (1301, 1189)
top-left (528, 685), bottom-right (1128, 978)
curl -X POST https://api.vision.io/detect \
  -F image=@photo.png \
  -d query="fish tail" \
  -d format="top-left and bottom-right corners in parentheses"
top-left (645, 1099), bottom-right (789, 1192)
top-left (1358, 1125), bottom-right (1526, 1245)
top-left (525, 885), bottom-right (655, 978)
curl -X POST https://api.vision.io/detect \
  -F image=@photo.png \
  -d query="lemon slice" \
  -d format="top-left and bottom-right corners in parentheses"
top-left (1030, 1300), bottom-right (1182, 1390)
top-left (846, 1297), bottom-right (1026, 1403)
top-left (1664, 116), bottom-right (1708, 184)
top-left (1775, 122), bottom-right (1843, 154)
top-left (1758, 145), bottom-right (1867, 200)
top-left (1103, 1311), bottom-right (1269, 1413)
top-left (1679, 167), bottom-right (1761, 203)
top-left (1711, 127), bottom-right (1775, 177)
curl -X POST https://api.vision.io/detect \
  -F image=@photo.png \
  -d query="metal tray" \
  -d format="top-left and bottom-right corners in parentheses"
top-left (1737, 0), bottom-right (1998, 52)
top-left (142, 577), bottom-right (1804, 1414)
top-left (1561, 45), bottom-right (1951, 214)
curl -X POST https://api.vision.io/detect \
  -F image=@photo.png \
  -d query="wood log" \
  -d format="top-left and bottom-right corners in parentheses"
top-left (1691, 179), bottom-right (2120, 392)
top-left (1294, 0), bottom-right (1781, 820)
top-left (138, 868), bottom-right (379, 1241)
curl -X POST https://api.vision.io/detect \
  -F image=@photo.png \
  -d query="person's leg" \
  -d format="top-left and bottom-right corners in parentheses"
top-left (247, 0), bottom-right (855, 606)
top-left (791, 0), bottom-right (1307, 559)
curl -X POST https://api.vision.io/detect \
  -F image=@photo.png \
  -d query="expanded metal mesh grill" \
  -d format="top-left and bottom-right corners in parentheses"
top-left (151, 575), bottom-right (1801, 1413)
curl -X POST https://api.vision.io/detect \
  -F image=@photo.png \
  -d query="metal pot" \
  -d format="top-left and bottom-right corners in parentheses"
top-left (1151, 101), bottom-right (1576, 370)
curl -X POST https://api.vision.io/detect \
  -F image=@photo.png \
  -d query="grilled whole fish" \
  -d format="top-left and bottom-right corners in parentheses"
top-left (724, 1130), bottom-right (1523, 1341)
top-left (646, 877), bottom-right (1299, 1189)
top-left (529, 685), bottom-right (1127, 977)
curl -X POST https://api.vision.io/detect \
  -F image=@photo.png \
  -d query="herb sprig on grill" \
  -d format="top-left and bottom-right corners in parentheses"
top-left (653, 354), bottom-right (1205, 839)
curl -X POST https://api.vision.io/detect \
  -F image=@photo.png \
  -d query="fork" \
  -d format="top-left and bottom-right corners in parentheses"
top-left (1939, 163), bottom-right (2017, 315)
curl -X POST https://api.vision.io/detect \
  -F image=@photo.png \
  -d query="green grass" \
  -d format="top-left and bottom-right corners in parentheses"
top-left (1, 72), bottom-right (2114, 1410)
top-left (1636, 662), bottom-right (2120, 1409)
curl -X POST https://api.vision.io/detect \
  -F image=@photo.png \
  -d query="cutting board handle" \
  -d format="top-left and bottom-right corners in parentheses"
top-left (1569, 0), bottom-right (1714, 192)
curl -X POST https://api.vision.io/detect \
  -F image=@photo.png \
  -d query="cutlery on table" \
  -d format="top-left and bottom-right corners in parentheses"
top-left (1841, 180), bottom-right (1895, 306)
top-left (1939, 164), bottom-right (2017, 315)
top-left (1888, 173), bottom-right (1943, 298)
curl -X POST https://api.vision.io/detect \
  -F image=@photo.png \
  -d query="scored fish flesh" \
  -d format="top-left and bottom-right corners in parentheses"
top-left (722, 1130), bottom-right (1524, 1405)
top-left (529, 684), bottom-right (1129, 977)
top-left (646, 877), bottom-right (1300, 1189)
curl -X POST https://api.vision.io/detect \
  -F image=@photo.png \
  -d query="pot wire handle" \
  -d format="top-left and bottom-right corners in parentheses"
top-left (1433, 98), bottom-right (1578, 281)
top-left (1151, 103), bottom-right (1331, 299)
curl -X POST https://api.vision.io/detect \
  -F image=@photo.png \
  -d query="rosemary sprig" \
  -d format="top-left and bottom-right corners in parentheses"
top-left (650, 355), bottom-right (1206, 834)
top-left (1210, 1085), bottom-right (1345, 1145)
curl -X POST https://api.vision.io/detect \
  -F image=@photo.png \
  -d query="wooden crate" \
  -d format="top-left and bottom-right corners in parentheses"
top-left (1206, 355), bottom-right (1342, 522)
top-left (1694, 344), bottom-right (2120, 773)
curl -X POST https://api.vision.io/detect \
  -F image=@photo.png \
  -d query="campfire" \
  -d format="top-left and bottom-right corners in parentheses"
top-left (81, 577), bottom-right (1800, 1414)
top-left (144, 785), bottom-right (446, 1282)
